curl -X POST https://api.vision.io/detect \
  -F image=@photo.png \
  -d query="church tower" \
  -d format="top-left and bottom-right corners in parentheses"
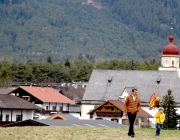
top-left (159, 35), bottom-right (180, 77)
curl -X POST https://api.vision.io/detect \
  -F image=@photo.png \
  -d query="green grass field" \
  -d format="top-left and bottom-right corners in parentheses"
top-left (0, 126), bottom-right (180, 140)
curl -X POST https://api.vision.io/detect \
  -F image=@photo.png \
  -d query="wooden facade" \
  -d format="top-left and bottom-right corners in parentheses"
top-left (89, 101), bottom-right (123, 118)
top-left (87, 100), bottom-right (153, 128)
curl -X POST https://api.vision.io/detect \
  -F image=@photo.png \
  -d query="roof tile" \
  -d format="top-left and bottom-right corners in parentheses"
top-left (82, 70), bottom-right (180, 106)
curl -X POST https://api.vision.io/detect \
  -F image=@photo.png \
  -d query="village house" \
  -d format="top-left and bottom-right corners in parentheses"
top-left (87, 100), bottom-right (153, 128)
top-left (81, 35), bottom-right (180, 127)
top-left (7, 86), bottom-right (73, 119)
top-left (0, 94), bottom-right (42, 126)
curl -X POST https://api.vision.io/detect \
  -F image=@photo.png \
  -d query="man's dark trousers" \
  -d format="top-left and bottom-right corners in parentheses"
top-left (127, 112), bottom-right (137, 136)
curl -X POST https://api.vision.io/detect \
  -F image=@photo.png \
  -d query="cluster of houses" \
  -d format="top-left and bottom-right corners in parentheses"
top-left (0, 86), bottom-right (79, 126)
top-left (0, 35), bottom-right (180, 128)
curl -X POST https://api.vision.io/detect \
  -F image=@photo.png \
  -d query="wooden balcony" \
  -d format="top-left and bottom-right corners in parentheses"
top-left (96, 111), bottom-right (123, 117)
top-left (62, 111), bottom-right (69, 113)
top-left (35, 110), bottom-right (57, 114)
top-left (35, 110), bottom-right (69, 114)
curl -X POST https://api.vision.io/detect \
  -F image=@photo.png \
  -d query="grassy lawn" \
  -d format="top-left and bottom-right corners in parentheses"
top-left (0, 126), bottom-right (180, 140)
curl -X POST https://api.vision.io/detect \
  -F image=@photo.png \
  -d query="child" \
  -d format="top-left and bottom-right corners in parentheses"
top-left (155, 107), bottom-right (165, 136)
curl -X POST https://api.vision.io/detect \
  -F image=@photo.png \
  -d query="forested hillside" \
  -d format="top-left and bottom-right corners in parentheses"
top-left (0, 0), bottom-right (180, 62)
top-left (0, 59), bottom-right (160, 87)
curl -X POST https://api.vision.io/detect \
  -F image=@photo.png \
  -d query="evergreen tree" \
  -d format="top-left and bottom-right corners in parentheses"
top-left (64, 59), bottom-right (70, 68)
top-left (75, 68), bottom-right (87, 82)
top-left (130, 59), bottom-right (136, 70)
top-left (160, 89), bottom-right (178, 129)
top-left (0, 68), bottom-right (11, 88)
top-left (47, 56), bottom-right (52, 64)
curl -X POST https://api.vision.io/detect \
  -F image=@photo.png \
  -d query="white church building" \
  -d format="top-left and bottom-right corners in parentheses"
top-left (81, 35), bottom-right (180, 127)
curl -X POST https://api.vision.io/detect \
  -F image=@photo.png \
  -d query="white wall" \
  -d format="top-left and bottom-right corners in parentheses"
top-left (161, 56), bottom-right (179, 68)
top-left (81, 104), bottom-right (95, 119)
top-left (36, 103), bottom-right (69, 111)
top-left (141, 107), bottom-right (158, 125)
top-left (1, 109), bottom-right (34, 121)
top-left (35, 103), bottom-right (69, 120)
top-left (176, 108), bottom-right (180, 115)
top-left (90, 112), bottom-right (142, 127)
top-left (90, 112), bottom-right (126, 124)
top-left (142, 106), bottom-right (180, 128)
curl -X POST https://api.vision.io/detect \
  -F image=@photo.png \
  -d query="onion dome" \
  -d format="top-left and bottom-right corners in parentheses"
top-left (163, 35), bottom-right (179, 55)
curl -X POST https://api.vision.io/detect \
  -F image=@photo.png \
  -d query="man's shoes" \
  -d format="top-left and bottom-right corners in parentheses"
top-left (128, 133), bottom-right (135, 137)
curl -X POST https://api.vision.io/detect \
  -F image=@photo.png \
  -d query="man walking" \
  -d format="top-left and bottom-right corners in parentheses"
top-left (123, 88), bottom-right (141, 137)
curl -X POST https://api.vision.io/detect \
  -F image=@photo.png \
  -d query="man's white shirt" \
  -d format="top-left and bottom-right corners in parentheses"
top-left (131, 95), bottom-right (136, 101)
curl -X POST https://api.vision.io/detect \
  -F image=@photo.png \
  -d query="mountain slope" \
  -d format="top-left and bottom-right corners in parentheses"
top-left (0, 0), bottom-right (180, 62)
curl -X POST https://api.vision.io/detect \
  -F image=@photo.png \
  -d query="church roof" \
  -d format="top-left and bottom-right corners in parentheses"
top-left (163, 35), bottom-right (179, 55)
top-left (82, 70), bottom-right (180, 106)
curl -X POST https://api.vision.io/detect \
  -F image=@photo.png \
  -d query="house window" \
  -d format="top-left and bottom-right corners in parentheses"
top-left (90, 114), bottom-right (93, 119)
top-left (22, 97), bottom-right (28, 100)
top-left (172, 60), bottom-right (174, 66)
top-left (0, 115), bottom-right (3, 121)
top-left (59, 106), bottom-right (62, 111)
top-left (52, 106), bottom-right (56, 111)
top-left (106, 107), bottom-right (111, 111)
top-left (16, 115), bottom-right (22, 121)
top-left (46, 106), bottom-right (49, 110)
top-left (6, 114), bottom-right (9, 121)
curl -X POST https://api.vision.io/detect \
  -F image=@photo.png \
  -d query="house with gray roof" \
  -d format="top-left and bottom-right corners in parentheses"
top-left (0, 94), bottom-right (42, 126)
